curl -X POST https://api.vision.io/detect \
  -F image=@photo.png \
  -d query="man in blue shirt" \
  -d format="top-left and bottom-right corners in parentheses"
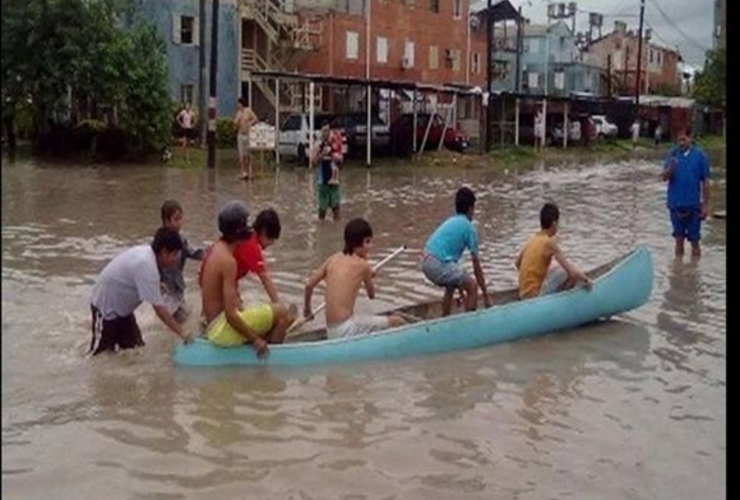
top-left (661, 128), bottom-right (711, 257)
top-left (421, 187), bottom-right (492, 316)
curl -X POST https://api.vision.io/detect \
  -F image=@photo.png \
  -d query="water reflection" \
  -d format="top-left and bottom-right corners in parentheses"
top-left (1, 154), bottom-right (725, 500)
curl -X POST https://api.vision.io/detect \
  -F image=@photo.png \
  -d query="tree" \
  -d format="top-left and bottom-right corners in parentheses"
top-left (1, 0), bottom-right (172, 154)
top-left (692, 48), bottom-right (726, 111)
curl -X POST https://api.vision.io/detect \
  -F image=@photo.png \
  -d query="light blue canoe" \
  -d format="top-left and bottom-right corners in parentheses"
top-left (173, 245), bottom-right (654, 368)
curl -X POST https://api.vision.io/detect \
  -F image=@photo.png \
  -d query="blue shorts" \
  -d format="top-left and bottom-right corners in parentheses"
top-left (670, 207), bottom-right (701, 242)
top-left (421, 255), bottom-right (468, 290)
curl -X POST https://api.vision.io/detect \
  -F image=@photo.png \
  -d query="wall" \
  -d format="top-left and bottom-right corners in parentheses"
top-left (135, 0), bottom-right (240, 117)
top-left (298, 0), bottom-right (487, 88)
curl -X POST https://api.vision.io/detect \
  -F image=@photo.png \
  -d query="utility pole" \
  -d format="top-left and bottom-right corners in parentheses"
top-left (635, 0), bottom-right (646, 120)
top-left (207, 0), bottom-right (220, 169)
top-left (199, 0), bottom-right (207, 147)
top-left (485, 0), bottom-right (493, 152)
top-left (515, 5), bottom-right (523, 92)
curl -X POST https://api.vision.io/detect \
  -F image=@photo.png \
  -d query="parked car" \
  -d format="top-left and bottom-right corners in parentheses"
top-left (551, 116), bottom-right (582, 143)
top-left (331, 113), bottom-right (390, 157)
top-left (278, 112), bottom-right (348, 163)
top-left (592, 115), bottom-right (619, 138)
top-left (390, 113), bottom-right (469, 156)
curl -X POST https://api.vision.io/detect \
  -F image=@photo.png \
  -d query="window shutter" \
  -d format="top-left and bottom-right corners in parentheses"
top-left (193, 16), bottom-right (200, 46)
top-left (172, 14), bottom-right (181, 44)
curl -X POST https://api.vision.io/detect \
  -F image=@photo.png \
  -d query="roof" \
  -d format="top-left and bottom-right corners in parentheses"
top-left (248, 70), bottom-right (481, 94)
top-left (471, 0), bottom-right (522, 21)
top-left (616, 95), bottom-right (695, 108)
top-left (585, 30), bottom-right (682, 57)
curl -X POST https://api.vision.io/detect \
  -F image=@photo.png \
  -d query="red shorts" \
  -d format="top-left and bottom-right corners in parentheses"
top-left (89, 305), bottom-right (145, 355)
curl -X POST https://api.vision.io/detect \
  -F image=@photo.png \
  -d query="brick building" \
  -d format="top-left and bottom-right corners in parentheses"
top-left (583, 21), bottom-right (682, 96)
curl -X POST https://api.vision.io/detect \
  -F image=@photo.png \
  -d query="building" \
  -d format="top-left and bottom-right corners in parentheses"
top-left (519, 21), bottom-right (603, 96)
top-left (584, 20), bottom-right (682, 96)
top-left (714, 0), bottom-right (726, 49)
top-left (132, 0), bottom-right (240, 117)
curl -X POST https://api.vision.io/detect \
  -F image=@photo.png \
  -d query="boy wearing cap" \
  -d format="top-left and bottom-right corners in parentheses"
top-left (199, 201), bottom-right (296, 359)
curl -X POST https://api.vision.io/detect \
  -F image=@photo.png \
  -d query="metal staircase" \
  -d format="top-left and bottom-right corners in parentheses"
top-left (240, 0), bottom-right (324, 112)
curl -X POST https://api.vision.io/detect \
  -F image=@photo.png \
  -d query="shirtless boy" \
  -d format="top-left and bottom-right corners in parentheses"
top-left (515, 202), bottom-right (592, 300)
top-left (199, 200), bottom-right (296, 359)
top-left (303, 218), bottom-right (405, 340)
top-left (234, 97), bottom-right (258, 180)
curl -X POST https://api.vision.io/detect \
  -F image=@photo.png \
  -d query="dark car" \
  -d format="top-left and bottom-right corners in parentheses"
top-left (331, 113), bottom-right (390, 158)
top-left (389, 113), bottom-right (469, 156)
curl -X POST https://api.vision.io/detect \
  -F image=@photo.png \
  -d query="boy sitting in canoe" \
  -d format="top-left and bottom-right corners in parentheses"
top-left (199, 200), bottom-right (296, 359)
top-left (515, 202), bottom-right (592, 300)
top-left (421, 186), bottom-right (492, 317)
top-left (303, 218), bottom-right (406, 340)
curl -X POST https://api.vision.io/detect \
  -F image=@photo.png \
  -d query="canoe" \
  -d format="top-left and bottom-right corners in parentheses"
top-left (173, 245), bottom-right (654, 368)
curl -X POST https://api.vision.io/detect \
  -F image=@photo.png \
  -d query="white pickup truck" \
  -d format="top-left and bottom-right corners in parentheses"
top-left (592, 115), bottom-right (619, 138)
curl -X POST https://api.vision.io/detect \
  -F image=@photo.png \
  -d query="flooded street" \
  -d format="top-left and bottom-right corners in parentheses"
top-left (2, 152), bottom-right (725, 499)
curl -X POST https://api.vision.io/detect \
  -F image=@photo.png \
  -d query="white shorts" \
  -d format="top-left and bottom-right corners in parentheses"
top-left (237, 133), bottom-right (250, 157)
top-left (326, 315), bottom-right (389, 340)
top-left (539, 266), bottom-right (569, 296)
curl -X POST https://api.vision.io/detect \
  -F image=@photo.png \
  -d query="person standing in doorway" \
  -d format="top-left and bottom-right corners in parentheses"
top-left (661, 128), bottom-right (711, 258)
top-left (534, 107), bottom-right (544, 151)
top-left (234, 97), bottom-right (258, 180)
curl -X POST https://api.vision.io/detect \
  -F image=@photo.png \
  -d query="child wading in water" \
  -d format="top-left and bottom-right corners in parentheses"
top-left (160, 200), bottom-right (204, 323)
top-left (303, 218), bottom-right (406, 339)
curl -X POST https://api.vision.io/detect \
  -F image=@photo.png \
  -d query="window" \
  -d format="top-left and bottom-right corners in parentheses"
top-left (180, 84), bottom-right (194, 104)
top-left (453, 0), bottom-right (462, 18)
top-left (429, 45), bottom-right (439, 69)
top-left (528, 71), bottom-right (539, 89)
top-left (452, 49), bottom-right (461, 72)
top-left (429, 0), bottom-right (439, 13)
top-left (649, 49), bottom-right (654, 64)
top-left (472, 52), bottom-right (481, 74)
top-left (172, 15), bottom-right (199, 45)
top-left (554, 71), bottom-right (565, 90)
top-left (657, 50), bottom-right (662, 65)
top-left (346, 31), bottom-right (359, 59)
top-left (376, 36), bottom-right (388, 63)
top-left (404, 39), bottom-right (415, 67)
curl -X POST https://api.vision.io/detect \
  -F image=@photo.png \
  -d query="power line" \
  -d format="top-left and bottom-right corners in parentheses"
top-left (647, 0), bottom-right (711, 54)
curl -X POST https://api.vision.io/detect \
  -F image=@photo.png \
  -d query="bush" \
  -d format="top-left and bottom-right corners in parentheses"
top-left (216, 118), bottom-right (237, 149)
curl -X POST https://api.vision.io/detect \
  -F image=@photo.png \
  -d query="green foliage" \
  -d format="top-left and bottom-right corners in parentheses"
top-left (692, 48), bottom-right (726, 111)
top-left (216, 119), bottom-right (237, 149)
top-left (1, 0), bottom-right (172, 154)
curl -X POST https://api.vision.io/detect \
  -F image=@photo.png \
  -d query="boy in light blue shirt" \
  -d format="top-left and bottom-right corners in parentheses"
top-left (421, 187), bottom-right (492, 316)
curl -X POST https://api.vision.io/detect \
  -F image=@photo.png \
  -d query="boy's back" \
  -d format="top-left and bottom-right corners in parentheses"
top-left (323, 252), bottom-right (372, 325)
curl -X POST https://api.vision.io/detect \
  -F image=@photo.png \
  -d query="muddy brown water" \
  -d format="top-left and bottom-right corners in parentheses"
top-left (2, 152), bottom-right (725, 499)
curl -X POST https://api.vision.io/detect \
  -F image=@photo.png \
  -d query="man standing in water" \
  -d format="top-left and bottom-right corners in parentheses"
top-left (234, 97), bottom-right (258, 180)
top-left (89, 227), bottom-right (192, 355)
top-left (312, 121), bottom-right (343, 222)
top-left (199, 201), bottom-right (296, 359)
top-left (661, 128), bottom-right (711, 258)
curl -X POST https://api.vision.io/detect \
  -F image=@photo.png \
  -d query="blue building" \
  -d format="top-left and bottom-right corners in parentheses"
top-left (131, 0), bottom-right (240, 117)
top-left (519, 21), bottom-right (603, 96)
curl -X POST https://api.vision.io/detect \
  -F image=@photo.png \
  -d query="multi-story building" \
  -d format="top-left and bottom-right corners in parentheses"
top-left (518, 21), bottom-right (603, 96)
top-left (133, 0), bottom-right (241, 117)
top-left (584, 20), bottom-right (682, 96)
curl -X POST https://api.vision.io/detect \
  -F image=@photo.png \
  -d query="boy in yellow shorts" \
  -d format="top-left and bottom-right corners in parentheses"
top-left (199, 200), bottom-right (296, 358)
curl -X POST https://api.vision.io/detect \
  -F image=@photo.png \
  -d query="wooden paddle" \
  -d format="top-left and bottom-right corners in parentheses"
top-left (286, 245), bottom-right (408, 334)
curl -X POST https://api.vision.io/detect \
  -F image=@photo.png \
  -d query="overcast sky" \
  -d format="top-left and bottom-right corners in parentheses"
top-left (477, 0), bottom-right (716, 70)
